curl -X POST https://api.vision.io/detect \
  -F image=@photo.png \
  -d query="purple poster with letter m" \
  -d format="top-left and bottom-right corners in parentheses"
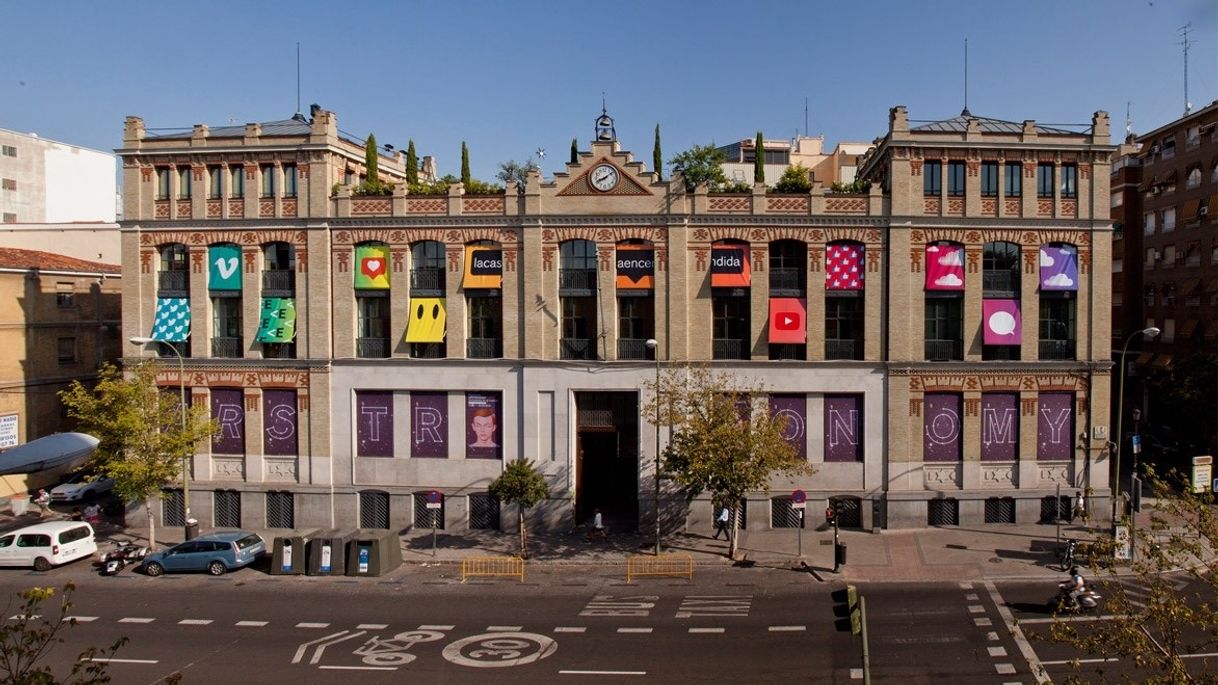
top-left (412, 392), bottom-right (448, 459)
top-left (263, 389), bottom-right (298, 456)
top-left (981, 393), bottom-right (1018, 461)
top-left (356, 391), bottom-right (393, 457)
top-left (923, 393), bottom-right (962, 462)
top-left (824, 395), bottom-right (862, 462)
top-left (1037, 392), bottom-right (1074, 461)
top-left (210, 388), bottom-right (245, 455)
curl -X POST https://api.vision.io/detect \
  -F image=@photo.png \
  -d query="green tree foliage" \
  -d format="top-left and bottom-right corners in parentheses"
top-left (828, 178), bottom-right (873, 194)
top-left (0, 583), bottom-right (129, 684)
top-left (653, 125), bottom-right (663, 181)
top-left (645, 366), bottom-right (810, 559)
top-left (773, 164), bottom-right (813, 193)
top-left (496, 159), bottom-right (539, 190)
top-left (570, 138), bottom-right (579, 165)
top-left (59, 363), bottom-right (217, 550)
top-left (488, 459), bottom-right (550, 558)
top-left (460, 142), bottom-right (471, 186)
top-left (753, 131), bottom-right (765, 185)
top-left (353, 133), bottom-right (391, 195)
top-left (405, 139), bottom-right (418, 186)
top-left (669, 144), bottom-right (729, 192)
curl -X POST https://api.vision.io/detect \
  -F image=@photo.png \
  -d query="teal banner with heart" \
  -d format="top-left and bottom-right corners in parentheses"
top-left (208, 244), bottom-right (242, 290)
top-left (256, 297), bottom-right (297, 343)
top-left (151, 297), bottom-right (191, 342)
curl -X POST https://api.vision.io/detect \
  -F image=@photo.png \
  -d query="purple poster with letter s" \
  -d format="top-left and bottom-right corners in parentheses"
top-left (412, 392), bottom-right (448, 458)
top-left (824, 395), bottom-right (863, 462)
top-left (923, 393), bottom-right (962, 462)
top-left (768, 394), bottom-right (807, 460)
top-left (981, 393), bottom-right (1018, 461)
top-left (1037, 392), bottom-right (1074, 460)
top-left (466, 392), bottom-right (501, 460)
top-left (263, 389), bottom-right (298, 456)
top-left (210, 388), bottom-right (245, 455)
top-left (356, 391), bottom-right (393, 458)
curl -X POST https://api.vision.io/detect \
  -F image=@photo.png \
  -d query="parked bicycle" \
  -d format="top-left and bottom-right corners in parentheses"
top-left (1058, 538), bottom-right (1077, 571)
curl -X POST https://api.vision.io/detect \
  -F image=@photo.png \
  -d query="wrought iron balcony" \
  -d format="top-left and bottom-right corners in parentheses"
top-left (211, 337), bottom-right (242, 359)
top-left (617, 338), bottom-right (655, 360)
top-left (713, 338), bottom-right (747, 360)
top-left (262, 342), bottom-right (296, 359)
top-left (925, 339), bottom-right (963, 361)
top-left (825, 339), bottom-right (862, 360)
top-left (1038, 339), bottom-right (1075, 361)
top-left (410, 268), bottom-right (445, 293)
top-left (262, 269), bottom-right (296, 294)
top-left (559, 269), bottom-right (597, 293)
top-left (467, 337), bottom-right (502, 359)
top-left (357, 337), bottom-right (390, 358)
top-left (769, 343), bottom-right (805, 361)
top-left (411, 343), bottom-right (445, 359)
top-left (560, 337), bottom-right (596, 360)
top-left (769, 267), bottom-right (804, 294)
top-left (982, 271), bottom-right (1020, 295)
top-left (158, 270), bottom-right (189, 295)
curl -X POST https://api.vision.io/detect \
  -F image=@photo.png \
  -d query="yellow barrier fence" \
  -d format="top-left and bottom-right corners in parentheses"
top-left (626, 553), bottom-right (694, 583)
top-left (461, 556), bottom-right (526, 583)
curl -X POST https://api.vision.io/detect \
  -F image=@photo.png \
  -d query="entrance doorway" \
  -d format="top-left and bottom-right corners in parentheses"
top-left (574, 391), bottom-right (639, 530)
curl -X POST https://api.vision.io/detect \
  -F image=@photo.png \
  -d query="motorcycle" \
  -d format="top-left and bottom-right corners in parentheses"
top-left (1050, 585), bottom-right (1102, 613)
top-left (99, 543), bottom-right (148, 576)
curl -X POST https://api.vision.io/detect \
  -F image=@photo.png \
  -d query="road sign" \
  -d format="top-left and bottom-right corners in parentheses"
top-left (426, 490), bottom-right (443, 509)
top-left (791, 489), bottom-right (807, 509)
top-left (1132, 434), bottom-right (1142, 455)
top-left (1193, 456), bottom-right (1213, 494)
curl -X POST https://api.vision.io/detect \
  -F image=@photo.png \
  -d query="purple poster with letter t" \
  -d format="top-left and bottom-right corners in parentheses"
top-left (824, 395), bottom-right (863, 462)
top-left (210, 388), bottom-right (245, 455)
top-left (356, 391), bottom-right (393, 457)
top-left (923, 393), bottom-right (962, 462)
top-left (981, 393), bottom-right (1018, 461)
top-left (412, 392), bottom-right (448, 458)
top-left (769, 394), bottom-right (807, 460)
top-left (263, 389), bottom-right (298, 456)
top-left (1037, 392), bottom-right (1074, 461)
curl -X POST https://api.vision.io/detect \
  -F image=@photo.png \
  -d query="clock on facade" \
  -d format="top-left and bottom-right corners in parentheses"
top-left (589, 164), bottom-right (620, 192)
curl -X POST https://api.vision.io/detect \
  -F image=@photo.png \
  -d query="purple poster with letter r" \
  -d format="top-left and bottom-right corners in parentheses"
top-left (1037, 392), bottom-right (1074, 461)
top-left (412, 392), bottom-right (448, 458)
top-left (210, 388), bottom-right (245, 455)
top-left (823, 395), bottom-right (862, 462)
top-left (923, 393), bottom-right (962, 462)
top-left (356, 391), bottom-right (393, 457)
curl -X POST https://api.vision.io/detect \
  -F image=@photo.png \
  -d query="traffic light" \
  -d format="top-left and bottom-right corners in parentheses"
top-left (825, 505), bottom-right (836, 525)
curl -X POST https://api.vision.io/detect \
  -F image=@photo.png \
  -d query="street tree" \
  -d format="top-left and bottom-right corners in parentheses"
top-left (646, 365), bottom-right (810, 559)
top-left (1042, 467), bottom-right (1218, 684)
top-left (488, 459), bottom-right (550, 559)
top-left (59, 362), bottom-right (217, 550)
top-left (668, 144), bottom-right (728, 192)
top-left (460, 141), bottom-right (471, 186)
top-left (405, 139), bottom-right (418, 186)
top-left (0, 583), bottom-right (128, 684)
top-left (653, 125), bottom-right (663, 181)
top-left (753, 131), bottom-right (765, 185)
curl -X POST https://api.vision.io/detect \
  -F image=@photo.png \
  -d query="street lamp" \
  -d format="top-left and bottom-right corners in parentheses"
top-left (1112, 327), bottom-right (1160, 523)
top-left (130, 336), bottom-right (191, 541)
top-left (645, 338), bottom-right (661, 556)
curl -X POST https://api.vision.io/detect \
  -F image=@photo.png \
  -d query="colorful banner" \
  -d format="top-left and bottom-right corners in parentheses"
top-left (615, 246), bottom-right (654, 290)
top-left (208, 244), bottom-right (242, 291)
top-left (1037, 392), bottom-right (1074, 461)
top-left (466, 392), bottom-right (502, 460)
top-left (923, 393), bottom-right (962, 462)
top-left (710, 246), bottom-right (750, 287)
top-left (256, 297), bottom-right (297, 343)
top-left (411, 392), bottom-right (448, 458)
top-left (263, 389), bottom-right (298, 456)
top-left (354, 244), bottom-right (391, 289)
top-left (824, 394), bottom-right (863, 462)
top-left (769, 394), bottom-right (807, 460)
top-left (982, 299), bottom-right (1022, 345)
top-left (404, 298), bottom-right (447, 343)
top-left (356, 391), bottom-right (393, 457)
top-left (925, 243), bottom-right (965, 290)
top-left (1039, 244), bottom-right (1079, 291)
top-left (981, 393), bottom-right (1018, 461)
top-left (210, 388), bottom-right (245, 455)
top-left (826, 242), bottom-right (865, 290)
top-left (464, 247), bottom-right (502, 289)
top-left (768, 298), bottom-right (807, 344)
top-left (151, 297), bottom-right (191, 342)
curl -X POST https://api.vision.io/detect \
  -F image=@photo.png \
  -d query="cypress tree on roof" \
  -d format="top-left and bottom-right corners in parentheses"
top-left (460, 142), bottom-right (471, 186)
top-left (570, 138), bottom-right (578, 165)
top-left (653, 124), bottom-right (663, 181)
top-left (753, 131), bottom-right (764, 185)
top-left (365, 133), bottom-right (380, 187)
top-left (405, 140), bottom-right (418, 186)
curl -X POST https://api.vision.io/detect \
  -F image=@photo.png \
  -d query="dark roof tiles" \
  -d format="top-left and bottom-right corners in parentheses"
top-left (0, 248), bottom-right (120, 274)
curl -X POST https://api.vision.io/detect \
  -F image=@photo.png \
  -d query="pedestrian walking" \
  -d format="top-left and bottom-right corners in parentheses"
top-left (83, 502), bottom-right (101, 525)
top-left (33, 489), bottom-right (51, 517)
top-left (587, 508), bottom-right (608, 541)
top-left (713, 506), bottom-right (730, 540)
top-left (1072, 491), bottom-right (1087, 524)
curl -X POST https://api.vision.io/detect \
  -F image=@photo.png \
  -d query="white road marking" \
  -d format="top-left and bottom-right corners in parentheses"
top-left (488, 625), bottom-right (523, 631)
top-left (291, 630), bottom-right (366, 665)
top-left (689, 627), bottom-right (725, 633)
top-left (580, 595), bottom-right (658, 618)
top-left (1018, 614), bottom-right (1128, 624)
top-left (985, 581), bottom-right (1046, 684)
top-left (178, 619), bottom-right (212, 625)
top-left (553, 627), bottom-right (586, 633)
top-left (675, 595), bottom-right (751, 618)
top-left (83, 658), bottom-right (158, 664)
top-left (1042, 657), bottom-right (1119, 665)
top-left (988, 646), bottom-right (1008, 657)
top-left (617, 627), bottom-right (653, 633)
top-left (850, 667), bottom-right (864, 679)
top-left (320, 665), bottom-right (397, 671)
top-left (959, 582), bottom-right (974, 590)
top-left (986, 631), bottom-right (1000, 641)
top-left (419, 624), bottom-right (455, 630)
top-left (974, 618), bottom-right (992, 626)
top-left (235, 620), bottom-right (268, 627)
top-left (968, 604), bottom-right (985, 614)
top-left (67, 616), bottom-right (98, 622)
top-left (296, 622), bottom-right (330, 628)
top-left (995, 663), bottom-right (1016, 674)
top-left (357, 623), bottom-right (388, 630)
top-left (768, 625), bottom-right (806, 632)
top-left (560, 671), bottom-right (645, 676)
top-left (965, 593), bottom-right (979, 601)
top-left (118, 617), bottom-right (155, 624)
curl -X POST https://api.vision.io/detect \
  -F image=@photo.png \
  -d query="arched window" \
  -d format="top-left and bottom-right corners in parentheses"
top-left (983, 241), bottom-right (1021, 296)
top-left (559, 239), bottom-right (598, 293)
top-left (1187, 166), bottom-right (1202, 189)
top-left (769, 240), bottom-right (806, 293)
top-left (410, 240), bottom-right (446, 293)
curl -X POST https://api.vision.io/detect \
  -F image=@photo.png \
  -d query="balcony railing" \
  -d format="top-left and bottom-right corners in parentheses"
top-left (211, 337), bottom-right (242, 358)
top-left (262, 342), bottom-right (296, 359)
top-left (617, 338), bottom-right (655, 360)
top-left (410, 268), bottom-right (445, 293)
top-left (769, 343), bottom-right (805, 361)
top-left (357, 337), bottom-right (390, 358)
top-left (825, 339), bottom-right (862, 360)
top-left (1038, 339), bottom-right (1075, 360)
top-left (982, 271), bottom-right (1020, 295)
top-left (560, 337), bottom-right (596, 360)
top-left (262, 269), bottom-right (296, 294)
top-left (925, 339), bottom-right (963, 361)
top-left (467, 337), bottom-right (502, 359)
top-left (713, 338), bottom-right (747, 360)
top-left (769, 267), bottom-right (804, 294)
top-left (559, 269), bottom-right (597, 293)
top-left (158, 270), bottom-right (189, 294)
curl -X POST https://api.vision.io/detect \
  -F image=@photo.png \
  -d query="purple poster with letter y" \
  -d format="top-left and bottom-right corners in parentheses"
top-left (412, 392), bottom-right (448, 458)
top-left (1037, 392), bottom-right (1074, 461)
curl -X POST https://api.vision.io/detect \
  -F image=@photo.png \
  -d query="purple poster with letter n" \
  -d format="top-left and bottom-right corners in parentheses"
top-left (823, 395), bottom-right (862, 462)
top-left (769, 394), bottom-right (807, 460)
top-left (923, 393), bottom-right (962, 462)
top-left (1037, 392), bottom-right (1074, 461)
top-left (412, 392), bottom-right (448, 459)
top-left (356, 391), bottom-right (393, 458)
top-left (466, 392), bottom-right (501, 460)
top-left (981, 393), bottom-right (1018, 461)
top-left (210, 388), bottom-right (245, 455)
top-left (263, 389), bottom-right (298, 456)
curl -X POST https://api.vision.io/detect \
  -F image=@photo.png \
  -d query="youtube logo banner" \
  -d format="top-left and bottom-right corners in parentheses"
top-left (769, 298), bottom-right (807, 344)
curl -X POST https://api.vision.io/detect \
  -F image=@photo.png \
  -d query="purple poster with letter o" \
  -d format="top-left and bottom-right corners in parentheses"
top-left (769, 394), bottom-right (807, 460)
top-left (981, 393), bottom-right (1018, 461)
top-left (824, 395), bottom-right (863, 462)
top-left (1037, 392), bottom-right (1074, 461)
top-left (411, 392), bottom-right (448, 459)
top-left (923, 393), bottom-right (962, 462)
top-left (210, 388), bottom-right (245, 455)
top-left (356, 391), bottom-right (393, 458)
top-left (466, 392), bottom-right (502, 460)
top-left (263, 389), bottom-right (298, 456)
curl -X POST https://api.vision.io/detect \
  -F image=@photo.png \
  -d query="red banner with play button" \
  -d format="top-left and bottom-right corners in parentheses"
top-left (769, 297), bottom-right (807, 344)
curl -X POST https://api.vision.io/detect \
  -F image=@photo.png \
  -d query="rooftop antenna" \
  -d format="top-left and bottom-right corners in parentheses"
top-left (1178, 23), bottom-right (1194, 115)
top-left (961, 38), bottom-right (970, 117)
top-left (804, 97), bottom-right (809, 137)
top-left (1125, 101), bottom-right (1133, 139)
top-left (295, 42), bottom-right (302, 116)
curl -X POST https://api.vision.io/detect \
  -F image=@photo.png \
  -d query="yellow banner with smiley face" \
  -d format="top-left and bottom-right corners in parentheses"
top-left (404, 297), bottom-right (447, 343)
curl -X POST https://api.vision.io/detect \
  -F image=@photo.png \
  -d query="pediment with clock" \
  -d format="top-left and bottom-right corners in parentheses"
top-left (556, 155), bottom-right (653, 196)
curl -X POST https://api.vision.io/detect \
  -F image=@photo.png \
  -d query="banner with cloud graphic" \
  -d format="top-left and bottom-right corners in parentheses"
top-left (925, 244), bottom-right (965, 290)
top-left (1039, 244), bottom-right (1078, 291)
top-left (982, 299), bottom-right (1021, 345)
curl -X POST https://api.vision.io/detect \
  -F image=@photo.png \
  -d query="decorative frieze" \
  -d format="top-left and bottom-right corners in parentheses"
top-left (212, 457), bottom-right (245, 481)
top-left (925, 464), bottom-right (961, 488)
top-left (981, 463), bottom-right (1016, 488)
top-left (265, 458), bottom-right (298, 482)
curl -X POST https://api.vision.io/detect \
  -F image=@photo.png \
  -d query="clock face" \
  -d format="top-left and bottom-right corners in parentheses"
top-left (589, 164), bottom-right (620, 192)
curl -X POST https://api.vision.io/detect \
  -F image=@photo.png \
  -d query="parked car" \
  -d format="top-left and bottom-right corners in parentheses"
top-left (0, 521), bottom-right (97, 571)
top-left (50, 471), bottom-right (115, 502)
top-left (140, 531), bottom-right (266, 577)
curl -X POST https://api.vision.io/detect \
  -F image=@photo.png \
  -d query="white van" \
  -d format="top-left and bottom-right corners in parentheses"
top-left (0, 521), bottom-right (98, 571)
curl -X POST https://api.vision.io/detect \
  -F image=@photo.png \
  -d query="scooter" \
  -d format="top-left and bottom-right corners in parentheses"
top-left (1050, 585), bottom-right (1102, 613)
top-left (99, 543), bottom-right (148, 576)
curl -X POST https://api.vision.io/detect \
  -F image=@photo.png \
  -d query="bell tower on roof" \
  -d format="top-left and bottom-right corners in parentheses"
top-left (595, 99), bottom-right (616, 143)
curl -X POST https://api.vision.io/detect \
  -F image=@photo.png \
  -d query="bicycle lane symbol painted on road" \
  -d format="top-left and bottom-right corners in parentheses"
top-left (354, 629), bottom-right (448, 666)
top-left (293, 627), bottom-right (557, 671)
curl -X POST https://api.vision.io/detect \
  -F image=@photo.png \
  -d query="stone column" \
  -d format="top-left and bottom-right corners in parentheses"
top-left (242, 247), bottom-right (261, 358)
top-left (863, 245), bottom-right (883, 360)
top-left (391, 246), bottom-right (410, 358)
top-left (446, 245), bottom-right (467, 359)
top-left (806, 243), bottom-right (825, 361)
top-left (597, 243), bottom-right (617, 360)
top-left (1022, 246), bottom-right (1040, 359)
top-left (332, 244), bottom-right (355, 358)
top-left (245, 388), bottom-right (264, 484)
top-left (188, 246), bottom-right (208, 358)
top-left (750, 244), bottom-right (769, 360)
top-left (964, 244), bottom-right (983, 361)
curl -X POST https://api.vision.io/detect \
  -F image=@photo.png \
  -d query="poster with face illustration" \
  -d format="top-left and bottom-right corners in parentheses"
top-left (466, 392), bottom-right (501, 460)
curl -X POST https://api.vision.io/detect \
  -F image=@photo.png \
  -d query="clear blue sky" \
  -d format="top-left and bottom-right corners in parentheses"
top-left (2, 1), bottom-right (1214, 182)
